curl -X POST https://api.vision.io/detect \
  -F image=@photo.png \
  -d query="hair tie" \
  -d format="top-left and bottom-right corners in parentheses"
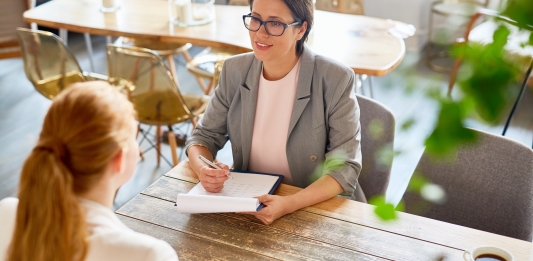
top-left (35, 138), bottom-right (69, 161)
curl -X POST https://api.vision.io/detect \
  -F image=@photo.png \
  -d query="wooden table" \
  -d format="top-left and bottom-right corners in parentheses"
top-left (23, 0), bottom-right (406, 76)
top-left (116, 161), bottom-right (533, 260)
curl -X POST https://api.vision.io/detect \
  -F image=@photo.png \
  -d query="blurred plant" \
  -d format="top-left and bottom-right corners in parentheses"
top-left (310, 150), bottom-right (347, 181)
top-left (309, 0), bottom-right (533, 223)
top-left (377, 0), bottom-right (532, 221)
top-left (396, 0), bottom-right (533, 218)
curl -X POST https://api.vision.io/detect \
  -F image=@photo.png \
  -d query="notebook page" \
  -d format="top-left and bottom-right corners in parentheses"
top-left (176, 172), bottom-right (281, 213)
top-left (187, 172), bottom-right (280, 198)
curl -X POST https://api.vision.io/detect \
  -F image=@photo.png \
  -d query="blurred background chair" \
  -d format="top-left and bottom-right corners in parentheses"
top-left (113, 37), bottom-right (209, 90)
top-left (403, 129), bottom-right (533, 241)
top-left (186, 47), bottom-right (238, 95)
top-left (426, 0), bottom-right (489, 72)
top-left (106, 45), bottom-right (210, 166)
top-left (315, 0), bottom-right (364, 14)
top-left (227, 0), bottom-right (248, 5)
top-left (16, 28), bottom-right (106, 99)
top-left (447, 10), bottom-right (533, 148)
top-left (355, 94), bottom-right (395, 202)
top-left (28, 0), bottom-right (98, 72)
top-left (0, 0), bottom-right (26, 60)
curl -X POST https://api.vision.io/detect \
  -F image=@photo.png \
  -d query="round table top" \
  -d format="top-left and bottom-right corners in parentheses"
top-left (24, 0), bottom-right (409, 76)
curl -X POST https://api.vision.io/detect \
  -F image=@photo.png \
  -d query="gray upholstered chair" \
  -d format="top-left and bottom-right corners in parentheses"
top-left (403, 129), bottom-right (533, 241)
top-left (355, 94), bottom-right (395, 202)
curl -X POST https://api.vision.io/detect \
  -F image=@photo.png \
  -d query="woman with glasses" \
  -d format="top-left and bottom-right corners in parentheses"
top-left (0, 82), bottom-right (178, 261)
top-left (186, 0), bottom-right (362, 225)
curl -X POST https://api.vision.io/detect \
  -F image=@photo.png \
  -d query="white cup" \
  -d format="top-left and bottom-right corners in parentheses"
top-left (174, 0), bottom-right (193, 26)
top-left (463, 246), bottom-right (514, 261)
top-left (101, 0), bottom-right (120, 12)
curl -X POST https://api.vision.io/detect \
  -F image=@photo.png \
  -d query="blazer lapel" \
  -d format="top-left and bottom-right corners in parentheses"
top-left (240, 57), bottom-right (262, 170)
top-left (288, 48), bottom-right (315, 138)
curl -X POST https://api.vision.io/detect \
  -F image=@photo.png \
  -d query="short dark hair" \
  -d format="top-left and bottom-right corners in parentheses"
top-left (249, 0), bottom-right (314, 55)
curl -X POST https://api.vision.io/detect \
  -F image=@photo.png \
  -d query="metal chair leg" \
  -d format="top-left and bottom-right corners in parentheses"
top-left (502, 60), bottom-right (533, 136)
top-left (59, 29), bottom-right (68, 43)
top-left (368, 75), bottom-right (374, 99)
top-left (358, 74), bottom-right (366, 96)
top-left (84, 33), bottom-right (95, 72)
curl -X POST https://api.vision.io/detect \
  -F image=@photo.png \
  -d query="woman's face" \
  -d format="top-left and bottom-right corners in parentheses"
top-left (249, 0), bottom-right (306, 64)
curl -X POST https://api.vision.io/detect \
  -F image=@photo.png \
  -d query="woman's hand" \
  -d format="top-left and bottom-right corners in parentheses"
top-left (198, 162), bottom-right (230, 193)
top-left (244, 194), bottom-right (295, 225)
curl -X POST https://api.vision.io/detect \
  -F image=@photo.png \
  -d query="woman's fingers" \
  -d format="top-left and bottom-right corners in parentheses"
top-left (199, 166), bottom-right (229, 192)
top-left (255, 194), bottom-right (273, 204)
top-left (200, 180), bottom-right (224, 192)
top-left (215, 162), bottom-right (230, 170)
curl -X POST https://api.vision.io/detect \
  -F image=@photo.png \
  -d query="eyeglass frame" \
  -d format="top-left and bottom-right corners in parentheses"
top-left (242, 14), bottom-right (301, 36)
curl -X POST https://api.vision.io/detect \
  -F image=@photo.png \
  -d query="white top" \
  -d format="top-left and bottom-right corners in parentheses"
top-left (0, 197), bottom-right (178, 261)
top-left (248, 59), bottom-right (301, 185)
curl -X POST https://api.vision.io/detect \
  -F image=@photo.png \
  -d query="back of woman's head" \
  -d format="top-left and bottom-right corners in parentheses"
top-left (8, 81), bottom-right (136, 261)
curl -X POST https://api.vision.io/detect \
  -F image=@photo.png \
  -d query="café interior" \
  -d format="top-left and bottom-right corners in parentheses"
top-left (0, 0), bottom-right (532, 260)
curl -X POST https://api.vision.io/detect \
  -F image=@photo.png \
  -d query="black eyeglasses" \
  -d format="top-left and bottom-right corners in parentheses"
top-left (242, 14), bottom-right (300, 36)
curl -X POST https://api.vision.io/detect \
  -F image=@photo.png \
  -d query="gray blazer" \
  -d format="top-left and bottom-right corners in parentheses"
top-left (185, 47), bottom-right (363, 199)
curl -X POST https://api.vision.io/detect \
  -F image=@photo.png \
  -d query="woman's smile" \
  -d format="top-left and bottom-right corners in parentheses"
top-left (255, 41), bottom-right (272, 50)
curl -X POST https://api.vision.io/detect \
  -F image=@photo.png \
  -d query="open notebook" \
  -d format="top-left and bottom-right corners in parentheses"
top-left (176, 171), bottom-right (283, 214)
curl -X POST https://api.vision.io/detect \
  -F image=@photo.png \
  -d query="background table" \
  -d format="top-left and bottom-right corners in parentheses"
top-left (24, 0), bottom-right (406, 76)
top-left (116, 161), bottom-right (533, 260)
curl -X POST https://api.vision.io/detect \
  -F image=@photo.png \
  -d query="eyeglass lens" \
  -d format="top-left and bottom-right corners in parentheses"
top-left (244, 16), bottom-right (286, 36)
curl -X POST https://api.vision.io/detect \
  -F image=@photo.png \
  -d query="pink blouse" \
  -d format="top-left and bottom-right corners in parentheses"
top-left (248, 59), bottom-right (301, 185)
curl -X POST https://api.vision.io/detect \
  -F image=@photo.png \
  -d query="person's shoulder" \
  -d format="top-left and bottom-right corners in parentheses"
top-left (225, 51), bottom-right (255, 65)
top-left (86, 229), bottom-right (178, 261)
top-left (0, 198), bottom-right (18, 261)
top-left (0, 197), bottom-right (18, 208)
top-left (313, 54), bottom-right (353, 76)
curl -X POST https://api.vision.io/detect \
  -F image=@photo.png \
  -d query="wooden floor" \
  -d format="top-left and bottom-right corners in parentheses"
top-left (0, 32), bottom-right (531, 210)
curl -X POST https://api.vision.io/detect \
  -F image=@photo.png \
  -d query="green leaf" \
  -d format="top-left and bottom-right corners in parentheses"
top-left (395, 200), bottom-right (405, 212)
top-left (407, 172), bottom-right (429, 193)
top-left (450, 25), bottom-right (521, 124)
top-left (368, 119), bottom-right (384, 140)
top-left (310, 150), bottom-right (347, 181)
top-left (425, 100), bottom-right (478, 157)
top-left (502, 0), bottom-right (533, 30)
top-left (369, 195), bottom-right (398, 221)
top-left (401, 118), bottom-right (415, 131)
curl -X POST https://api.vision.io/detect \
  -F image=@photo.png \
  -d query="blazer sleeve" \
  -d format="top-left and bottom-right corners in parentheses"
top-left (184, 61), bottom-right (232, 159)
top-left (325, 70), bottom-right (362, 197)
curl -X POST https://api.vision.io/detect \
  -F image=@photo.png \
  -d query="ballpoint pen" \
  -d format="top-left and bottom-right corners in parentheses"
top-left (198, 155), bottom-right (232, 179)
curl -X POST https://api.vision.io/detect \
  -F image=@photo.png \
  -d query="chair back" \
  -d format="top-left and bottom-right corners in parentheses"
top-left (186, 47), bottom-right (239, 95)
top-left (315, 0), bottom-right (364, 15)
top-left (106, 45), bottom-right (195, 126)
top-left (16, 28), bottom-right (85, 99)
top-left (227, 0), bottom-right (248, 6)
top-left (356, 94), bottom-right (395, 201)
top-left (403, 129), bottom-right (533, 241)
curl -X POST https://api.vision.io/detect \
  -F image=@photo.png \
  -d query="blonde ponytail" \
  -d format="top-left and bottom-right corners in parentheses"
top-left (7, 82), bottom-right (136, 261)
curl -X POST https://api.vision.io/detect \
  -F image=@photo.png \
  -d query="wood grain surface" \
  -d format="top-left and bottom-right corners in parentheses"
top-left (160, 161), bottom-right (533, 261)
top-left (117, 194), bottom-right (386, 261)
top-left (23, 0), bottom-right (406, 76)
top-left (118, 214), bottom-right (278, 261)
top-left (140, 176), bottom-right (464, 261)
